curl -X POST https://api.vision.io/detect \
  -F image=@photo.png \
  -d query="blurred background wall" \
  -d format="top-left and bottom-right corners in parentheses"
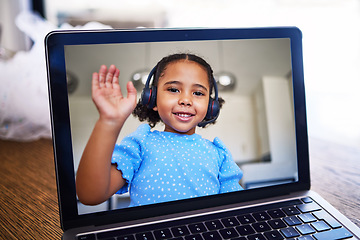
top-left (1, 0), bottom-right (359, 149)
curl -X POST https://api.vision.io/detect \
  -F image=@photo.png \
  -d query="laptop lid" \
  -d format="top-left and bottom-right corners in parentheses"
top-left (45, 27), bottom-right (309, 231)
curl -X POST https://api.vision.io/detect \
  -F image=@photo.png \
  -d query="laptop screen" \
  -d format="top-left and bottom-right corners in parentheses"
top-left (46, 28), bottom-right (309, 229)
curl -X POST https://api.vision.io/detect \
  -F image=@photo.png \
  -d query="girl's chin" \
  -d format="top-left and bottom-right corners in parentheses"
top-left (164, 124), bottom-right (197, 135)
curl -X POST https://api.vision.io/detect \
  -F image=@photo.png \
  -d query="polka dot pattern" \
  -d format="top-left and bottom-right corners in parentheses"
top-left (111, 124), bottom-right (243, 207)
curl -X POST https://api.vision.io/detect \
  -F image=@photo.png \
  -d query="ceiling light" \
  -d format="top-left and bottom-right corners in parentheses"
top-left (215, 72), bottom-right (236, 91)
top-left (131, 70), bottom-right (150, 89)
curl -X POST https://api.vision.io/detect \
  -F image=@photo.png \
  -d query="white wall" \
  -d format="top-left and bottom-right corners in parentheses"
top-left (263, 76), bottom-right (296, 165)
top-left (253, 82), bottom-right (270, 156)
top-left (241, 76), bottom-right (298, 188)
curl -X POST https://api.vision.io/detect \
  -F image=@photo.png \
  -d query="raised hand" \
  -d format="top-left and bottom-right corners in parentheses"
top-left (92, 65), bottom-right (137, 126)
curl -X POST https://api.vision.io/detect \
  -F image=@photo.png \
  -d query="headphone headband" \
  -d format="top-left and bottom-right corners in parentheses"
top-left (144, 66), bottom-right (157, 89)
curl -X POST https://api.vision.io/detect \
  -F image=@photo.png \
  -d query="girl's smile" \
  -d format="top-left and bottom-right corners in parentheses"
top-left (173, 112), bottom-right (195, 121)
top-left (153, 60), bottom-right (210, 135)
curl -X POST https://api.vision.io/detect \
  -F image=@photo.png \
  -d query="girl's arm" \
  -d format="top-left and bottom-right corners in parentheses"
top-left (76, 65), bottom-right (137, 205)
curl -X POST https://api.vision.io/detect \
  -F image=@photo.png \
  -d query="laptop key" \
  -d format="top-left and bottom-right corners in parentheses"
top-left (153, 229), bottom-right (172, 239)
top-left (236, 225), bottom-right (256, 236)
top-left (311, 220), bottom-right (331, 232)
top-left (312, 227), bottom-right (353, 240)
top-left (135, 232), bottom-right (154, 240)
top-left (184, 234), bottom-right (204, 240)
top-left (284, 216), bottom-right (302, 226)
top-left (237, 214), bottom-right (256, 224)
top-left (188, 223), bottom-right (207, 234)
top-left (117, 236), bottom-right (135, 240)
top-left (298, 213), bottom-right (317, 223)
top-left (297, 236), bottom-right (315, 240)
top-left (268, 219), bottom-right (287, 229)
top-left (280, 227), bottom-right (300, 238)
top-left (263, 230), bottom-right (284, 240)
top-left (252, 222), bottom-right (271, 232)
top-left (267, 209), bottom-right (286, 218)
top-left (253, 211), bottom-right (271, 221)
top-left (312, 210), bottom-right (342, 229)
top-left (171, 226), bottom-right (190, 237)
top-left (297, 203), bottom-right (321, 213)
top-left (204, 220), bottom-right (223, 230)
top-left (231, 237), bottom-right (246, 240)
top-left (247, 233), bottom-right (266, 240)
top-left (282, 206), bottom-right (300, 216)
top-left (295, 223), bottom-right (316, 235)
top-left (219, 227), bottom-right (239, 239)
top-left (301, 197), bottom-right (313, 204)
top-left (202, 231), bottom-right (221, 240)
top-left (221, 216), bottom-right (240, 227)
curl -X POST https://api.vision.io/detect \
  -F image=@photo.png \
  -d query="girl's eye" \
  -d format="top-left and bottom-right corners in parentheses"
top-left (193, 91), bottom-right (205, 96)
top-left (167, 87), bottom-right (179, 93)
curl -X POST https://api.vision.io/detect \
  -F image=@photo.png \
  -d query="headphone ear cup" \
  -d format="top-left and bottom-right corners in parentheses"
top-left (206, 98), bottom-right (220, 119)
top-left (141, 87), bottom-right (152, 106)
top-left (140, 66), bottom-right (157, 109)
top-left (147, 86), bottom-right (157, 109)
top-left (141, 86), bottom-right (157, 109)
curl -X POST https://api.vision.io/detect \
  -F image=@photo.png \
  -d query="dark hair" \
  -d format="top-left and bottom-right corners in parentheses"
top-left (132, 53), bottom-right (224, 128)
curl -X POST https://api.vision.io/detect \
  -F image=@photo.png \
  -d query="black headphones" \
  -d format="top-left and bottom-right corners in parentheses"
top-left (140, 65), bottom-right (220, 127)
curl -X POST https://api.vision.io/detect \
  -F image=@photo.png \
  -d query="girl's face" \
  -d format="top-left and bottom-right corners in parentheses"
top-left (153, 60), bottom-right (210, 135)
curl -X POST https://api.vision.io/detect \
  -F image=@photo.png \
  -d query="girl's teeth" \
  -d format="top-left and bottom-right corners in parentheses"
top-left (178, 113), bottom-right (191, 117)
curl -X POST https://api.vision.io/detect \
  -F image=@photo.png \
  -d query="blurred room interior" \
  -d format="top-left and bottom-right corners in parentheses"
top-left (1, 0), bottom-right (359, 148)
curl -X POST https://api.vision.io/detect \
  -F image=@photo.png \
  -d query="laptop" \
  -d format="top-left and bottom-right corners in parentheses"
top-left (45, 27), bottom-right (360, 240)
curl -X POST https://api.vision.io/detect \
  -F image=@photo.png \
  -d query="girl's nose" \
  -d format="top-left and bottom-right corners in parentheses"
top-left (178, 93), bottom-right (192, 106)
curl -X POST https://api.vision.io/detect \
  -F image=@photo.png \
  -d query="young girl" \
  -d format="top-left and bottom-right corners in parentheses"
top-left (76, 53), bottom-right (243, 207)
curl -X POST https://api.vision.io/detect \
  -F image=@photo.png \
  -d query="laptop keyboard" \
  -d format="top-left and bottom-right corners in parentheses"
top-left (78, 197), bottom-right (355, 240)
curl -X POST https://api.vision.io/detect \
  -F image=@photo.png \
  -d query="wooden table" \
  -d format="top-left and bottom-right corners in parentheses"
top-left (308, 138), bottom-right (360, 228)
top-left (0, 139), bottom-right (62, 239)
top-left (0, 137), bottom-right (359, 239)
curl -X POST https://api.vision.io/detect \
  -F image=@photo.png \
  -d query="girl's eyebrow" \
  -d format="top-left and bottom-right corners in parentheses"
top-left (164, 81), bottom-right (208, 92)
top-left (193, 83), bottom-right (208, 92)
top-left (163, 80), bottom-right (181, 86)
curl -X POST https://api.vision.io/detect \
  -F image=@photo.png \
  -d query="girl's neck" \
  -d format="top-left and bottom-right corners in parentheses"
top-left (163, 126), bottom-right (196, 135)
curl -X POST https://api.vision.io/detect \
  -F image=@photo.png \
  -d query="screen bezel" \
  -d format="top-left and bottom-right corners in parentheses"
top-left (45, 27), bottom-right (310, 231)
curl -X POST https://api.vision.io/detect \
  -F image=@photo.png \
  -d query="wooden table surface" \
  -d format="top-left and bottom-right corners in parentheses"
top-left (0, 137), bottom-right (359, 239)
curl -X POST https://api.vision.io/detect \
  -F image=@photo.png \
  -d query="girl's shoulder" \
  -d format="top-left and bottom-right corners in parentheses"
top-left (124, 124), bottom-right (152, 142)
top-left (135, 123), bottom-right (152, 134)
top-left (209, 137), bottom-right (228, 151)
top-left (208, 137), bottom-right (232, 159)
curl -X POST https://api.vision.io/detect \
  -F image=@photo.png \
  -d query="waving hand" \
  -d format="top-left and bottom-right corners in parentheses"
top-left (92, 65), bottom-right (137, 127)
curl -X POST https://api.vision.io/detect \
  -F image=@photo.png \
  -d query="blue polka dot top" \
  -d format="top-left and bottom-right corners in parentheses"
top-left (111, 124), bottom-right (243, 207)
